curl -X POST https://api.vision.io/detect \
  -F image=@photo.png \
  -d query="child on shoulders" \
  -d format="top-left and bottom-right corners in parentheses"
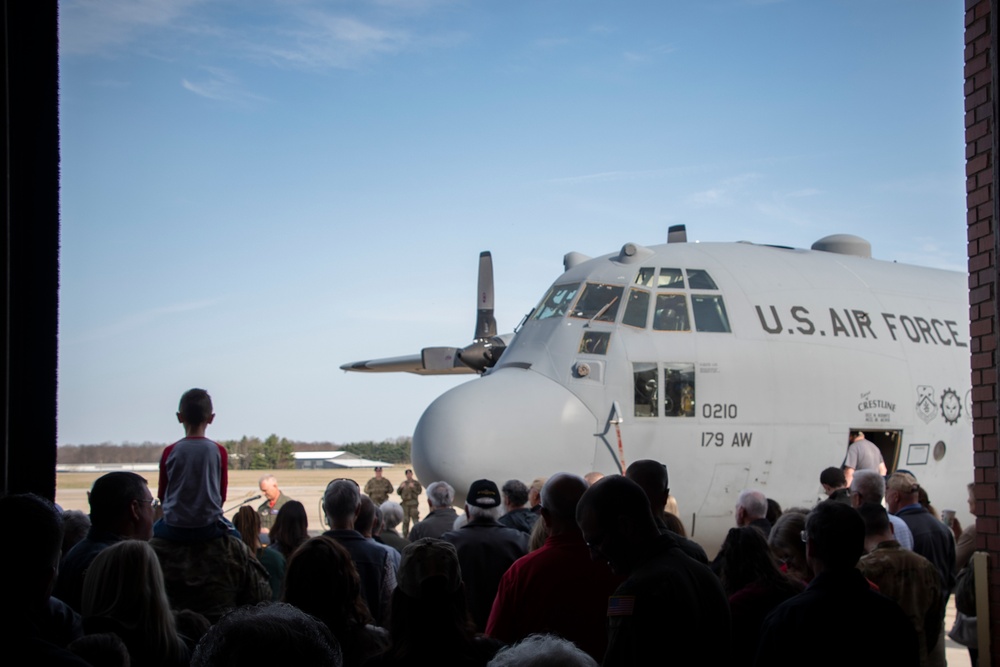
top-left (155, 388), bottom-right (230, 540)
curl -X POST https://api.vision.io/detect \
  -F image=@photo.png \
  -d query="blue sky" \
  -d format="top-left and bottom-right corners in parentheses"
top-left (58, 0), bottom-right (966, 445)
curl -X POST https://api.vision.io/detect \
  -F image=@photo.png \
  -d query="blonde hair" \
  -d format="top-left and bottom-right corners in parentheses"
top-left (82, 540), bottom-right (185, 662)
top-left (528, 514), bottom-right (549, 552)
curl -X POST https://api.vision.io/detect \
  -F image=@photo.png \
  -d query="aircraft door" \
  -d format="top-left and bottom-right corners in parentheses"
top-left (846, 429), bottom-right (901, 473)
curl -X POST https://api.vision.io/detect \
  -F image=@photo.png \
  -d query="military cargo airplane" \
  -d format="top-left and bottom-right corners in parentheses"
top-left (342, 226), bottom-right (973, 551)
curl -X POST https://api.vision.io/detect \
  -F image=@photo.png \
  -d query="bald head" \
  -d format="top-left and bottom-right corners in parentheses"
top-left (539, 473), bottom-right (588, 533)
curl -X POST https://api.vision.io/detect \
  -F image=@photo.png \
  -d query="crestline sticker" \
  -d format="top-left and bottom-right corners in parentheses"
top-left (858, 391), bottom-right (895, 424)
top-left (916, 386), bottom-right (938, 424)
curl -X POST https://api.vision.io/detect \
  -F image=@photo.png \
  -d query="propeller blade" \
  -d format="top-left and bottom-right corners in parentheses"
top-left (340, 352), bottom-right (476, 375)
top-left (341, 251), bottom-right (509, 376)
top-left (474, 251), bottom-right (497, 341)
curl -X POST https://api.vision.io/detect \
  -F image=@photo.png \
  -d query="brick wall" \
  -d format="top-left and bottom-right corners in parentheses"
top-left (966, 1), bottom-right (1000, 664)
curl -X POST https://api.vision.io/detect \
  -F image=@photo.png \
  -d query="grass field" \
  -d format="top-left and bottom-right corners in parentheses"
top-left (56, 467), bottom-right (414, 535)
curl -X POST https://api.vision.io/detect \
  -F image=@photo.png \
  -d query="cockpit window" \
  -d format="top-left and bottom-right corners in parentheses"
top-left (692, 294), bottom-right (732, 333)
top-left (534, 283), bottom-right (580, 320)
top-left (663, 363), bottom-right (695, 417)
top-left (633, 362), bottom-right (658, 417)
top-left (686, 269), bottom-right (718, 290)
top-left (570, 283), bottom-right (624, 322)
top-left (579, 331), bottom-right (611, 355)
top-left (653, 293), bottom-right (690, 331)
top-left (622, 289), bottom-right (650, 328)
top-left (635, 267), bottom-right (656, 287)
top-left (657, 268), bottom-right (685, 289)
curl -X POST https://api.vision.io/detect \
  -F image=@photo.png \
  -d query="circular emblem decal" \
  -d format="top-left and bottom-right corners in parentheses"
top-left (941, 388), bottom-right (961, 425)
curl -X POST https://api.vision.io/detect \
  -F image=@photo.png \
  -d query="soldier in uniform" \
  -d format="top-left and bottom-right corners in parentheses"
top-left (397, 469), bottom-right (423, 538)
top-left (364, 466), bottom-right (394, 506)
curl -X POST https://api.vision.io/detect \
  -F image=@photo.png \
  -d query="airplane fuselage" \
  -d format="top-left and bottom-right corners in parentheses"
top-left (412, 239), bottom-right (972, 552)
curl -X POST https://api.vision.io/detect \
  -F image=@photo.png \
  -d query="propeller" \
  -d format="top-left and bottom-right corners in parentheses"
top-left (454, 252), bottom-right (507, 373)
top-left (340, 251), bottom-right (509, 375)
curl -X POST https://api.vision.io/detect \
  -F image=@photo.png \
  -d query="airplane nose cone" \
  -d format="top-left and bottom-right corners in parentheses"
top-left (412, 368), bottom-right (599, 502)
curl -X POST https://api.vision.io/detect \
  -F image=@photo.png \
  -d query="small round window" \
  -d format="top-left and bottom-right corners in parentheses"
top-left (932, 441), bottom-right (946, 461)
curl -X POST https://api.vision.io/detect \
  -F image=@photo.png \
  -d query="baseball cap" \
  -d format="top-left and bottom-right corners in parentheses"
top-left (398, 538), bottom-right (462, 598)
top-left (886, 471), bottom-right (918, 493)
top-left (466, 479), bottom-right (501, 508)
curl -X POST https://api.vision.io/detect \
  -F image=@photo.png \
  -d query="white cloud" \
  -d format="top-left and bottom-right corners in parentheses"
top-left (59, 0), bottom-right (205, 55)
top-left (181, 67), bottom-right (268, 104)
top-left (623, 44), bottom-right (676, 63)
top-left (247, 13), bottom-right (412, 70)
top-left (686, 173), bottom-right (763, 207)
top-left (547, 167), bottom-right (706, 186)
top-left (369, 0), bottom-right (458, 13)
top-left (75, 299), bottom-right (221, 343)
top-left (61, 0), bottom-right (450, 72)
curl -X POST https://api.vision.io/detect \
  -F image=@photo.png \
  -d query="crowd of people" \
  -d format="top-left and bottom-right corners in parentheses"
top-left (11, 392), bottom-right (977, 666)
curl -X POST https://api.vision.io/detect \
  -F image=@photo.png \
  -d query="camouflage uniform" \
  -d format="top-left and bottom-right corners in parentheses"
top-left (397, 478), bottom-right (423, 537)
top-left (857, 540), bottom-right (944, 667)
top-left (364, 476), bottom-right (394, 506)
top-left (150, 534), bottom-right (271, 623)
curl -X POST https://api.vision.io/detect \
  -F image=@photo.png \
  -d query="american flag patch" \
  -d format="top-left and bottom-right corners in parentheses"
top-left (607, 595), bottom-right (635, 616)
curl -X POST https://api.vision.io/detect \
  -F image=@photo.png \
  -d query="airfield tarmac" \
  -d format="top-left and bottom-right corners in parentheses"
top-left (56, 468), bottom-right (378, 534)
top-left (55, 468), bottom-right (974, 667)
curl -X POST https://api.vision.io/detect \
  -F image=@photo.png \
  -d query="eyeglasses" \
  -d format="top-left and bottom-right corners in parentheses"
top-left (137, 497), bottom-right (160, 509)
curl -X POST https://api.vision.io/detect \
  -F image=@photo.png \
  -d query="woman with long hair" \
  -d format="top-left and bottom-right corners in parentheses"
top-left (268, 500), bottom-right (310, 558)
top-left (368, 538), bottom-right (502, 666)
top-left (768, 510), bottom-right (812, 585)
top-left (283, 536), bottom-right (389, 667)
top-left (81, 540), bottom-right (190, 667)
top-left (719, 526), bottom-right (804, 665)
top-left (233, 506), bottom-right (285, 600)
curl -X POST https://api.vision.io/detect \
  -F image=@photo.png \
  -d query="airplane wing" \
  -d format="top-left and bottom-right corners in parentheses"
top-left (340, 348), bottom-right (477, 375)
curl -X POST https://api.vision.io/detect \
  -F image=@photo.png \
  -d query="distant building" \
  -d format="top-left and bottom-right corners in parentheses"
top-left (293, 451), bottom-right (393, 470)
top-left (57, 463), bottom-right (159, 473)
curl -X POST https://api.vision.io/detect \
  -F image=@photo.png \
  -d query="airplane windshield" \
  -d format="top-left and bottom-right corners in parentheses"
top-left (653, 294), bottom-right (690, 331)
top-left (635, 267), bottom-right (656, 287)
top-left (692, 294), bottom-right (731, 332)
top-left (658, 268), bottom-right (685, 289)
top-left (570, 283), bottom-right (624, 322)
top-left (622, 289), bottom-right (651, 328)
top-left (686, 268), bottom-right (718, 290)
top-left (534, 283), bottom-right (580, 320)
